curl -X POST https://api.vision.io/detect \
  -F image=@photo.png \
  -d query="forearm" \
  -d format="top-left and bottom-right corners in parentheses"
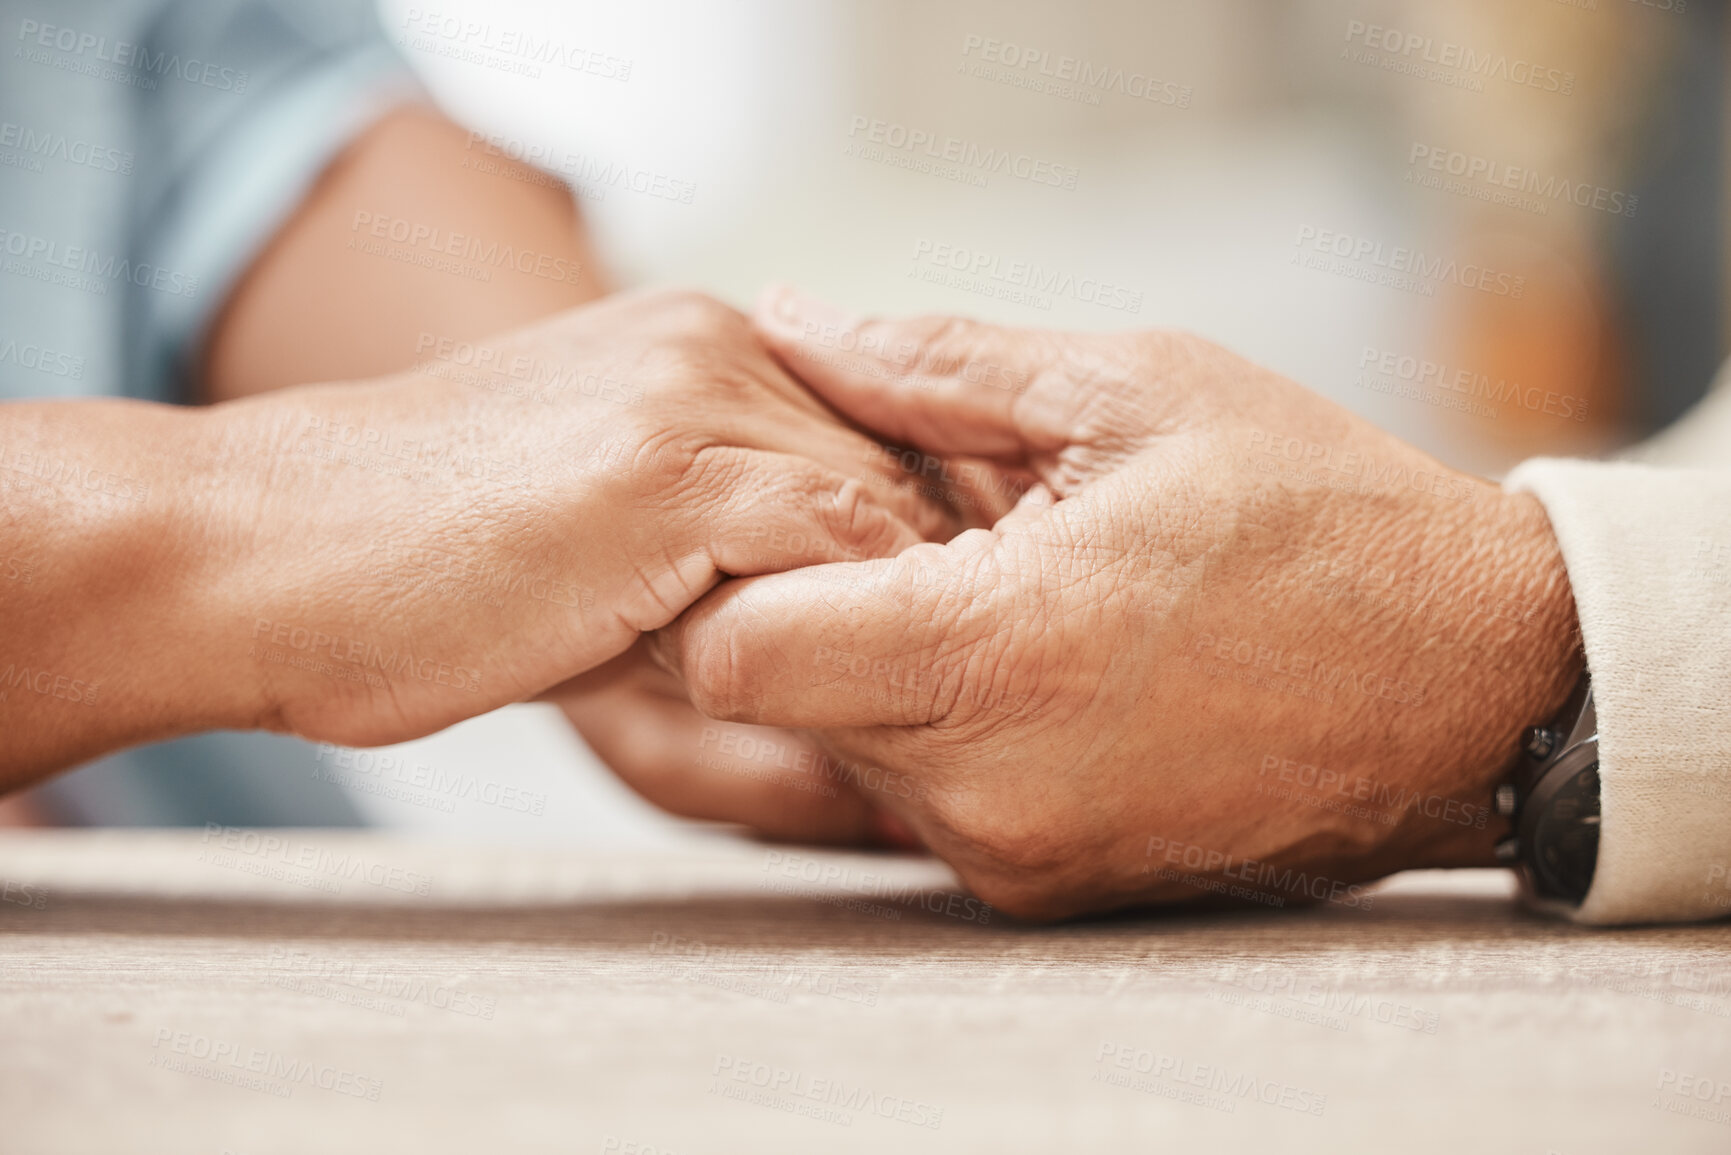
top-left (203, 104), bottom-right (606, 401)
top-left (2, 367), bottom-right (587, 788)
top-left (0, 107), bottom-right (609, 778)
top-left (0, 400), bottom-right (263, 786)
top-left (0, 290), bottom-right (943, 795)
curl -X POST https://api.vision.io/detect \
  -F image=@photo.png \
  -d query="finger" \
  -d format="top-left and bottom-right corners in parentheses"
top-left (938, 455), bottom-right (1036, 526)
top-left (691, 447), bottom-right (924, 579)
top-left (722, 413), bottom-right (964, 544)
top-left (584, 287), bottom-right (953, 542)
top-left (655, 533), bottom-right (998, 729)
top-left (860, 442), bottom-right (1034, 531)
top-left (751, 284), bottom-right (1082, 464)
top-left (546, 647), bottom-right (892, 844)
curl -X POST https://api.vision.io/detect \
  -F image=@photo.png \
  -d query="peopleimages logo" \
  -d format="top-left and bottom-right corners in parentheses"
top-left (249, 617), bottom-right (482, 696)
top-left (0, 662), bottom-right (99, 707)
top-left (1190, 628), bottom-right (1429, 709)
top-left (0, 227), bottom-right (198, 298)
top-left (1705, 863), bottom-right (1731, 909)
top-left (1257, 754), bottom-right (1490, 830)
top-left (199, 824), bottom-right (435, 896)
top-left (845, 115), bottom-right (1079, 190)
top-left (761, 850), bottom-right (993, 924)
top-left (464, 132), bottom-right (696, 206)
top-left (1653, 1068), bottom-right (1731, 1128)
top-left (697, 726), bottom-right (924, 803)
top-left (314, 744), bottom-right (548, 816)
top-left (399, 9), bottom-right (632, 81)
top-left (16, 19), bottom-right (249, 92)
top-left (1, 878), bottom-right (47, 910)
top-left (958, 34), bottom-right (1192, 109)
top-left (910, 239), bottom-right (1144, 314)
top-left (649, 932), bottom-right (882, 1008)
top-left (1341, 20), bottom-right (1574, 95)
top-left (265, 946), bottom-right (496, 1020)
top-left (0, 443), bottom-right (149, 505)
top-left (710, 1056), bottom-right (944, 1130)
top-left (349, 211), bottom-right (585, 286)
top-left (1144, 836), bottom-right (1375, 909)
top-left (150, 1028), bottom-right (382, 1100)
top-left (1408, 143), bottom-right (1635, 219)
top-left (0, 337), bottom-right (85, 379)
top-left (0, 121), bottom-right (133, 175)
top-left (1357, 345), bottom-right (1589, 422)
top-left (1293, 226), bottom-right (1525, 298)
top-left (1093, 1043), bottom-right (1328, 1116)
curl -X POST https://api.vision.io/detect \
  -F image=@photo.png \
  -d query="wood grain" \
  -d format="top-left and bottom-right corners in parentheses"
top-left (1, 830), bottom-right (1727, 1154)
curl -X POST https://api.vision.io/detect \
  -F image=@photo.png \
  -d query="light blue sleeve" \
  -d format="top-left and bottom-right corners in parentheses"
top-left (21, 0), bottom-right (419, 828)
top-left (122, 0), bottom-right (421, 401)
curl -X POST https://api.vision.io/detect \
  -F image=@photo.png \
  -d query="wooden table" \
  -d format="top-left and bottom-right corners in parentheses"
top-left (2, 829), bottom-right (1728, 1153)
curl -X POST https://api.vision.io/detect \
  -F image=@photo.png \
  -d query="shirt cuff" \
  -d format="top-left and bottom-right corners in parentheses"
top-left (1506, 458), bottom-right (1731, 924)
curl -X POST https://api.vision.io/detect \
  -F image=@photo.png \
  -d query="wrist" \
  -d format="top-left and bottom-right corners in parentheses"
top-left (181, 380), bottom-right (418, 741)
top-left (162, 401), bottom-right (287, 735)
top-left (1405, 487), bottom-right (1584, 868)
top-left (193, 373), bottom-right (504, 746)
top-left (90, 402), bottom-right (285, 743)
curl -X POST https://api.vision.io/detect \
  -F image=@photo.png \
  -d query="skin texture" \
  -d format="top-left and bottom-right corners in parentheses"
top-left (0, 98), bottom-right (1583, 885)
top-left (204, 104), bottom-right (606, 401)
top-left (657, 287), bottom-right (1586, 921)
top-left (0, 290), bottom-right (952, 794)
top-left (547, 640), bottom-right (920, 844)
top-left (195, 104), bottom-right (924, 841)
top-left (1, 105), bottom-right (947, 837)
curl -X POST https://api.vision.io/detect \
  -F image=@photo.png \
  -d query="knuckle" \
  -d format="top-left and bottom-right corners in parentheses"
top-left (1131, 327), bottom-right (1195, 358)
top-left (600, 412), bottom-right (699, 485)
top-left (810, 477), bottom-right (895, 561)
top-left (903, 315), bottom-right (982, 375)
top-left (639, 340), bottom-right (718, 389)
top-left (645, 288), bottom-right (744, 339)
top-left (609, 406), bottom-right (676, 455)
top-left (639, 338), bottom-right (759, 403)
top-left (1126, 328), bottom-right (1222, 385)
top-left (679, 444), bottom-right (746, 497)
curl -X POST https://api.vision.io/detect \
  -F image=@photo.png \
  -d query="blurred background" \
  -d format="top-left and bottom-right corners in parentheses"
top-left (6, 0), bottom-right (1722, 842)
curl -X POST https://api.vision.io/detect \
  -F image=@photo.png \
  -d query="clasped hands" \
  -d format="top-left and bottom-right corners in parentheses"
top-left (235, 286), bottom-right (1583, 920)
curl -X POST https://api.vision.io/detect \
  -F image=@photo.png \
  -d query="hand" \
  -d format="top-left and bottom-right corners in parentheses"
top-left (546, 334), bottom-right (1025, 846)
top-left (656, 288), bottom-right (1584, 920)
top-left (238, 288), bottom-right (960, 747)
top-left (548, 640), bottom-right (917, 846)
top-left (0, 289), bottom-right (953, 782)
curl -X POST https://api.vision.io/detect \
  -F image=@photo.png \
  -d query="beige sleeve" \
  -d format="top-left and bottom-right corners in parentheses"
top-left (1504, 365), bottom-right (1731, 924)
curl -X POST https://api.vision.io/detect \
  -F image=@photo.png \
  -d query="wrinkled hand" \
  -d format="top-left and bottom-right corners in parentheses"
top-left (216, 289), bottom-right (951, 759)
top-left (657, 288), bottom-right (1583, 919)
top-left (550, 639), bottom-right (919, 845)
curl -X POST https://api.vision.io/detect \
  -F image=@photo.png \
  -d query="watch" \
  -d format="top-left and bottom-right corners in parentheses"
top-left (1493, 672), bottom-right (1600, 908)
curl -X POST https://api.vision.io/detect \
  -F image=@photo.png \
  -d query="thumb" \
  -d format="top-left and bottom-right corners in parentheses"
top-left (652, 541), bottom-right (985, 731)
top-left (752, 285), bottom-right (1084, 467)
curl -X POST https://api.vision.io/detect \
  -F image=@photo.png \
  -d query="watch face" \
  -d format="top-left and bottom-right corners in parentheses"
top-left (1530, 761), bottom-right (1601, 905)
